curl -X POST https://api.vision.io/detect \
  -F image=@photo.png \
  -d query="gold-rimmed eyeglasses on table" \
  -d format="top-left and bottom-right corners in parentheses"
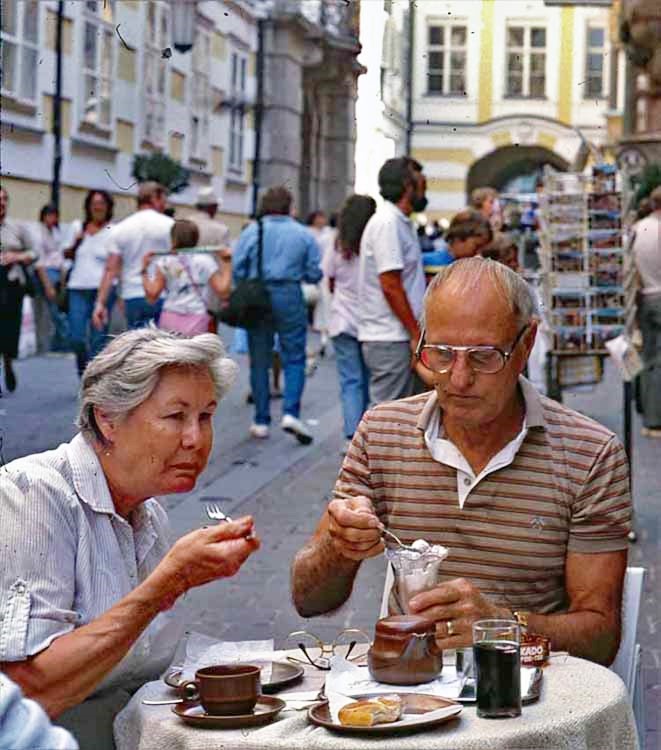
top-left (285, 628), bottom-right (371, 671)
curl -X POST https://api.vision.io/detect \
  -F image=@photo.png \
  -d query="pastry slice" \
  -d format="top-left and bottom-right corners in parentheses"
top-left (338, 694), bottom-right (403, 727)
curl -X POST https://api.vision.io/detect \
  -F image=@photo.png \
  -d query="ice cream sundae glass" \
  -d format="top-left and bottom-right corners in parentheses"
top-left (385, 538), bottom-right (449, 614)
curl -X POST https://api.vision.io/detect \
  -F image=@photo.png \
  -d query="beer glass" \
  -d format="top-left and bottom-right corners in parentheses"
top-left (472, 619), bottom-right (521, 718)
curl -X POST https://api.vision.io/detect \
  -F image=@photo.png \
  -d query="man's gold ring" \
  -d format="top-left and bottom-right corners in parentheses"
top-left (447, 620), bottom-right (455, 637)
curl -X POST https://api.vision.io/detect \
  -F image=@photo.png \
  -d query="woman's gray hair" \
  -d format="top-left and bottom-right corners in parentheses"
top-left (77, 326), bottom-right (239, 444)
top-left (422, 256), bottom-right (538, 330)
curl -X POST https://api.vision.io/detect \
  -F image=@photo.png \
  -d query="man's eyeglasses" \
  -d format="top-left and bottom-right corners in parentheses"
top-left (416, 325), bottom-right (529, 375)
top-left (285, 628), bottom-right (371, 671)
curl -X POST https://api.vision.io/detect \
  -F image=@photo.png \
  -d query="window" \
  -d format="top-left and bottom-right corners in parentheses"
top-left (190, 26), bottom-right (210, 160)
top-left (506, 24), bottom-right (546, 98)
top-left (585, 26), bottom-right (605, 99)
top-left (1, 0), bottom-right (39, 103)
top-left (426, 23), bottom-right (467, 96)
top-left (81, 2), bottom-right (115, 128)
top-left (229, 51), bottom-right (246, 172)
top-left (143, 2), bottom-right (169, 145)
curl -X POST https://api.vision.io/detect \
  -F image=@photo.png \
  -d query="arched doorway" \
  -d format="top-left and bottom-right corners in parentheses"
top-left (466, 145), bottom-right (568, 196)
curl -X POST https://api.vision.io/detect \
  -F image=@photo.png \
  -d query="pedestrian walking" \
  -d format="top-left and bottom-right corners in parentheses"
top-left (323, 195), bottom-right (375, 453)
top-left (233, 186), bottom-right (322, 443)
top-left (141, 219), bottom-right (232, 336)
top-left (34, 203), bottom-right (70, 353)
top-left (64, 190), bottom-right (117, 377)
top-left (92, 181), bottom-right (173, 331)
top-left (0, 188), bottom-right (37, 393)
top-left (422, 209), bottom-right (493, 281)
top-left (632, 185), bottom-right (661, 437)
top-left (357, 156), bottom-right (428, 404)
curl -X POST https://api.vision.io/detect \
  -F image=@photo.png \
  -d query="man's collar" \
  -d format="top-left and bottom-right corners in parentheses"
top-left (415, 376), bottom-right (546, 433)
top-left (383, 201), bottom-right (411, 222)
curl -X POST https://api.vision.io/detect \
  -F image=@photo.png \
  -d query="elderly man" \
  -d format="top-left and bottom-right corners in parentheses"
top-left (188, 186), bottom-right (231, 250)
top-left (292, 257), bottom-right (631, 665)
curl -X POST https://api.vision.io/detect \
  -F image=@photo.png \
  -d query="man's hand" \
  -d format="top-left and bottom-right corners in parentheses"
top-left (409, 578), bottom-right (511, 650)
top-left (327, 495), bottom-right (384, 562)
top-left (44, 284), bottom-right (57, 303)
top-left (92, 303), bottom-right (108, 330)
top-left (156, 516), bottom-right (260, 605)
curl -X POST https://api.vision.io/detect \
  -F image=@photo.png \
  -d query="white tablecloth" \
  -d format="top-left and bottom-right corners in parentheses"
top-left (114, 656), bottom-right (639, 750)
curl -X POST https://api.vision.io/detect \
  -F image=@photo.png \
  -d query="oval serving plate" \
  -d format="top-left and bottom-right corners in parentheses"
top-left (308, 693), bottom-right (462, 735)
top-left (172, 695), bottom-right (286, 729)
top-left (164, 661), bottom-right (304, 694)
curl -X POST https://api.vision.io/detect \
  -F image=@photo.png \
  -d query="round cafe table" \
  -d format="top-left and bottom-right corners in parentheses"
top-left (113, 655), bottom-right (638, 750)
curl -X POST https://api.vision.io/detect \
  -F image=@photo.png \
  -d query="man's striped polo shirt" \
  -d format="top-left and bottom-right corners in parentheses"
top-left (335, 379), bottom-right (632, 615)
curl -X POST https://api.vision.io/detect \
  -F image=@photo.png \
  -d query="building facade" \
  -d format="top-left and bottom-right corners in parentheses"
top-left (357, 0), bottom-right (617, 219)
top-left (1, 0), bottom-right (363, 232)
top-left (1, 0), bottom-right (261, 235)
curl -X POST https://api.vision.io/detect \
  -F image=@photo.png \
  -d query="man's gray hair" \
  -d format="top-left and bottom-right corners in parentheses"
top-left (77, 326), bottom-right (238, 444)
top-left (422, 257), bottom-right (538, 330)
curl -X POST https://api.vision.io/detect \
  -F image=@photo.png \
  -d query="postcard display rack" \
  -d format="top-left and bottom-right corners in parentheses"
top-left (538, 165), bottom-right (627, 392)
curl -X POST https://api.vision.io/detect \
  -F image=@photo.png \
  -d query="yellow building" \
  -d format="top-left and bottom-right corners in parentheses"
top-left (358, 0), bottom-right (616, 218)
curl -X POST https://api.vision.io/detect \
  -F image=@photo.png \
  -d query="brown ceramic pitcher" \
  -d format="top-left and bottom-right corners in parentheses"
top-left (367, 615), bottom-right (443, 685)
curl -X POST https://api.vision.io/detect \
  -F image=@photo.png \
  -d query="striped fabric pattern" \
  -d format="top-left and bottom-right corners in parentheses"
top-left (335, 383), bottom-right (632, 615)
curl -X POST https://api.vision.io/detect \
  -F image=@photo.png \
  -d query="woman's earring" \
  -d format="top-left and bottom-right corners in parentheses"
top-left (103, 442), bottom-right (113, 456)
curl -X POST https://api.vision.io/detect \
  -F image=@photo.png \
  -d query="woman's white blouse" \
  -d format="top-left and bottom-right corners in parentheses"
top-left (0, 433), bottom-right (185, 692)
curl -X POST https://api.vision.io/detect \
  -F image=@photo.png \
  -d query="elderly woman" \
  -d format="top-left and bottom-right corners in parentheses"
top-left (0, 327), bottom-right (260, 747)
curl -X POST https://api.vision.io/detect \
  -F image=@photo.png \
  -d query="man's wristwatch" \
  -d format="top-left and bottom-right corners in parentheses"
top-left (513, 610), bottom-right (530, 634)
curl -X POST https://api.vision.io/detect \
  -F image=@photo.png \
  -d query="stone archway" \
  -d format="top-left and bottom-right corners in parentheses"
top-left (466, 145), bottom-right (569, 196)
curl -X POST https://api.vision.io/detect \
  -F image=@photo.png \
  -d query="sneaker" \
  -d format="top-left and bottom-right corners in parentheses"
top-left (641, 427), bottom-right (661, 438)
top-left (281, 414), bottom-right (313, 445)
top-left (249, 423), bottom-right (270, 439)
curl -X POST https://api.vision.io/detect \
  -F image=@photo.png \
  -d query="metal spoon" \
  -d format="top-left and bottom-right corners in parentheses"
top-left (332, 491), bottom-right (418, 552)
top-left (142, 698), bottom-right (184, 705)
top-left (380, 527), bottom-right (419, 553)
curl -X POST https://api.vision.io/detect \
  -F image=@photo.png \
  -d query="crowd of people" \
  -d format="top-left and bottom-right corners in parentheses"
top-left (1, 155), bottom-right (655, 748)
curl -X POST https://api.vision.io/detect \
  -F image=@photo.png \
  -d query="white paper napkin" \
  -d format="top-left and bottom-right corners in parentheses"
top-left (325, 655), bottom-right (464, 701)
top-left (169, 632), bottom-right (289, 682)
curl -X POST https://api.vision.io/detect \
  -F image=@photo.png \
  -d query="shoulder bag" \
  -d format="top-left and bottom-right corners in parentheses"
top-left (217, 218), bottom-right (272, 329)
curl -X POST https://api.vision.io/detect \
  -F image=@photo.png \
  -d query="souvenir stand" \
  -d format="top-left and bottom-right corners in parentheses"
top-left (538, 164), bottom-right (635, 464)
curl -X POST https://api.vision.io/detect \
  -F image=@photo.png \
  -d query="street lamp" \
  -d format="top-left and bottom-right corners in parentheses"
top-left (170, 0), bottom-right (197, 53)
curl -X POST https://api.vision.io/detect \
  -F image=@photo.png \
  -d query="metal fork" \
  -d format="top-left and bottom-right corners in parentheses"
top-left (205, 503), bottom-right (255, 540)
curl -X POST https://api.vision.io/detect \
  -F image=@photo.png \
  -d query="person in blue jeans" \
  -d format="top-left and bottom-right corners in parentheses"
top-left (323, 195), bottom-right (376, 453)
top-left (233, 186), bottom-right (322, 444)
top-left (63, 190), bottom-right (117, 376)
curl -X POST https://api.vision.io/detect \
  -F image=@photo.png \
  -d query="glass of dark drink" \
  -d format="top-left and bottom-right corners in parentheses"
top-left (472, 619), bottom-right (521, 719)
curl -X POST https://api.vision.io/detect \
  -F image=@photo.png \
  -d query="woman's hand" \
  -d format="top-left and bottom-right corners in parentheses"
top-left (156, 516), bottom-right (260, 604)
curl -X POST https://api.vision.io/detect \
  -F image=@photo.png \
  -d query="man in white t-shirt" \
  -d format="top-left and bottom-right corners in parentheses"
top-left (92, 182), bottom-right (174, 330)
top-left (632, 185), bottom-right (661, 435)
top-left (358, 157), bottom-right (428, 404)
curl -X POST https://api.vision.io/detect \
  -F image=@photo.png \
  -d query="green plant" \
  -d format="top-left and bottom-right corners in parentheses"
top-left (131, 153), bottom-right (190, 194)
top-left (634, 164), bottom-right (661, 207)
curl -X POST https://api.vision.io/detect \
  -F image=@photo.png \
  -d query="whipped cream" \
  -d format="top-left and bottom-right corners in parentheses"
top-left (385, 539), bottom-right (449, 613)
